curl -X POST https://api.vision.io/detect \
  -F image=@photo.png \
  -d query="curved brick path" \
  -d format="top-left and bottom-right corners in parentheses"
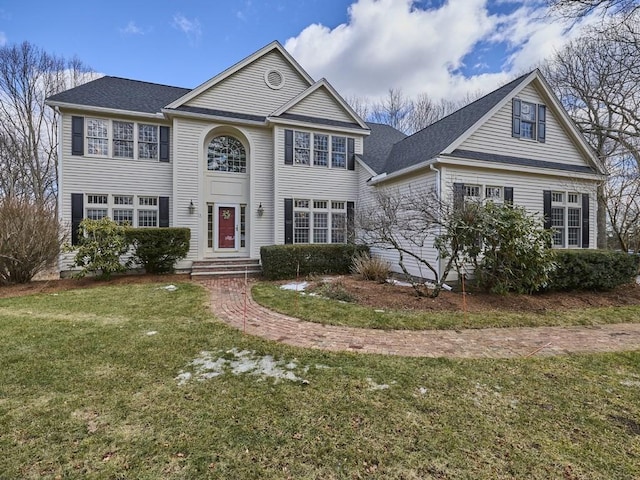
top-left (201, 278), bottom-right (640, 359)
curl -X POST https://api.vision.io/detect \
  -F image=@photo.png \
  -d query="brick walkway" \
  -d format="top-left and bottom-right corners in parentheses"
top-left (200, 278), bottom-right (640, 359)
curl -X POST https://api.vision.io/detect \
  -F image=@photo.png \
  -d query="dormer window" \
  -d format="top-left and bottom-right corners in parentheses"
top-left (512, 99), bottom-right (546, 143)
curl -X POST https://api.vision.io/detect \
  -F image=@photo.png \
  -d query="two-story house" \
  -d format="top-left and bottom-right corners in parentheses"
top-left (46, 41), bottom-right (605, 280)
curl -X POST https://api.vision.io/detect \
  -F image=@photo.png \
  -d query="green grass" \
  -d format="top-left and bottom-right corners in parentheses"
top-left (2, 281), bottom-right (640, 478)
top-left (252, 282), bottom-right (640, 330)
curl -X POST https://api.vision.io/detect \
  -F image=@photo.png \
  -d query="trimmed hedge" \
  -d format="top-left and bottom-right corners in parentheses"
top-left (548, 249), bottom-right (640, 291)
top-left (125, 227), bottom-right (190, 274)
top-left (261, 244), bottom-right (369, 280)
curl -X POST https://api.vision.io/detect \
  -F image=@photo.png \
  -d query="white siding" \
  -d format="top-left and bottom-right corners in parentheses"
top-left (288, 87), bottom-right (355, 123)
top-left (273, 126), bottom-right (365, 244)
top-left (185, 50), bottom-right (310, 117)
top-left (460, 83), bottom-right (587, 167)
top-left (59, 112), bottom-right (173, 272)
top-left (172, 117), bottom-right (274, 261)
top-left (441, 164), bottom-right (598, 248)
top-left (359, 172), bottom-right (441, 281)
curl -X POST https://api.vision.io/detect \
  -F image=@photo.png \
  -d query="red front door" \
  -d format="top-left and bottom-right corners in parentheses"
top-left (218, 206), bottom-right (236, 249)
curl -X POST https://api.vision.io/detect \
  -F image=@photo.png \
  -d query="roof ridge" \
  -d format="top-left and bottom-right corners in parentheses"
top-left (102, 75), bottom-right (192, 91)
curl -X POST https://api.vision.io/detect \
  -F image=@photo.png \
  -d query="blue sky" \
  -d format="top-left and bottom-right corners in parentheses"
top-left (0, 0), bottom-right (598, 102)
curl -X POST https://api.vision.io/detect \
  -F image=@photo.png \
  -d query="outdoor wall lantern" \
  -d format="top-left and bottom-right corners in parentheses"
top-left (257, 203), bottom-right (264, 217)
top-left (188, 200), bottom-right (196, 215)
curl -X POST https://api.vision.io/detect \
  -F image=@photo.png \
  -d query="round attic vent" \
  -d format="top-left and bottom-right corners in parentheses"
top-left (265, 69), bottom-right (285, 90)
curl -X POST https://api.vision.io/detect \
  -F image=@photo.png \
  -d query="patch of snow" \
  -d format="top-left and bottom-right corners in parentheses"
top-left (441, 283), bottom-right (452, 291)
top-left (146, 331), bottom-right (158, 336)
top-left (374, 309), bottom-right (385, 313)
top-left (161, 285), bottom-right (177, 292)
top-left (418, 387), bottom-right (428, 395)
top-left (176, 348), bottom-right (320, 385)
top-left (620, 380), bottom-right (640, 387)
top-left (366, 377), bottom-right (395, 391)
top-left (386, 279), bottom-right (413, 287)
top-left (280, 281), bottom-right (309, 291)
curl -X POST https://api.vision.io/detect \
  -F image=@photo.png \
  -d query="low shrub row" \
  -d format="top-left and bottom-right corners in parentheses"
top-left (70, 218), bottom-right (190, 278)
top-left (548, 249), bottom-right (639, 291)
top-left (261, 244), bottom-right (369, 280)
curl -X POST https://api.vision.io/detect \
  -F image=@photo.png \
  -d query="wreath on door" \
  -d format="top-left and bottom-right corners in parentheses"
top-left (222, 209), bottom-right (231, 220)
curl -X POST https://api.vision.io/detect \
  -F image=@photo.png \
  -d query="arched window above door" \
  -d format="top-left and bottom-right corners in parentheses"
top-left (207, 135), bottom-right (246, 173)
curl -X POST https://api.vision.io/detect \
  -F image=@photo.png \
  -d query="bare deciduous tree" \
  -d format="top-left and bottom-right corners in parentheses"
top-left (357, 187), bottom-right (460, 297)
top-left (542, 22), bottom-right (640, 248)
top-left (0, 41), bottom-right (95, 205)
top-left (547, 0), bottom-right (640, 19)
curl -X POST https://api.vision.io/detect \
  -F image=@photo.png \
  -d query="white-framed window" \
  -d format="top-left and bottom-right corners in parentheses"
top-left (293, 198), bottom-right (348, 244)
top-left (331, 136), bottom-right (346, 168)
top-left (485, 186), bottom-right (502, 201)
top-left (551, 191), bottom-right (581, 248)
top-left (113, 121), bottom-right (134, 158)
top-left (291, 130), bottom-right (350, 169)
top-left (313, 134), bottom-right (328, 166)
top-left (294, 132), bottom-right (311, 165)
top-left (83, 194), bottom-right (159, 227)
top-left (86, 118), bottom-right (109, 156)
top-left (85, 119), bottom-right (163, 160)
top-left (138, 124), bottom-right (159, 160)
top-left (520, 101), bottom-right (536, 140)
top-left (465, 185), bottom-right (481, 199)
top-left (207, 135), bottom-right (246, 172)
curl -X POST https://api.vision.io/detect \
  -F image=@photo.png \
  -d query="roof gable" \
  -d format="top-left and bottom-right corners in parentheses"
top-left (374, 70), bottom-right (604, 177)
top-left (166, 41), bottom-right (313, 117)
top-left (271, 79), bottom-right (369, 130)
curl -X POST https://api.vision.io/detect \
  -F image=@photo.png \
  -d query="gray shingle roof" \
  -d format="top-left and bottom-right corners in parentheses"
top-left (276, 112), bottom-right (367, 130)
top-left (46, 76), bottom-right (190, 114)
top-left (167, 105), bottom-right (266, 123)
top-left (379, 72), bottom-right (531, 175)
top-left (447, 149), bottom-right (596, 174)
top-left (361, 122), bottom-right (407, 174)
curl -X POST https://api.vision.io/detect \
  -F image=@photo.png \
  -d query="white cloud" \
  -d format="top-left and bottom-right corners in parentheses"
top-left (120, 21), bottom-right (145, 35)
top-left (172, 13), bottom-right (202, 45)
top-left (0, 32), bottom-right (6, 47)
top-left (284, 0), bottom-right (597, 103)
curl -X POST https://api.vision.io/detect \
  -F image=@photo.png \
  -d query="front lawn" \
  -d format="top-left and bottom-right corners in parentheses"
top-left (252, 280), bottom-right (640, 330)
top-left (1, 280), bottom-right (640, 478)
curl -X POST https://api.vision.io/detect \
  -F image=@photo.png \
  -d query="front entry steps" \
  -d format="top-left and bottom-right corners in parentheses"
top-left (190, 258), bottom-right (262, 279)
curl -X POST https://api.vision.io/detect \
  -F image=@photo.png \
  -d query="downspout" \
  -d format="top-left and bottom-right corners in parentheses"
top-left (55, 106), bottom-right (63, 274)
top-left (429, 164), bottom-right (442, 282)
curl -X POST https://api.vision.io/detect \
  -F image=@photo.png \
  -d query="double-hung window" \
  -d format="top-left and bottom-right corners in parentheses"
top-left (551, 191), bottom-right (581, 248)
top-left (87, 119), bottom-right (108, 156)
top-left (293, 199), bottom-right (348, 244)
top-left (84, 119), bottom-right (162, 160)
top-left (138, 196), bottom-right (158, 227)
top-left (314, 134), bottom-right (328, 166)
top-left (294, 132), bottom-right (311, 165)
top-left (113, 121), bottom-right (134, 158)
top-left (138, 124), bottom-right (159, 159)
top-left (331, 136), bottom-right (346, 168)
top-left (86, 194), bottom-right (108, 220)
top-left (520, 102), bottom-right (536, 140)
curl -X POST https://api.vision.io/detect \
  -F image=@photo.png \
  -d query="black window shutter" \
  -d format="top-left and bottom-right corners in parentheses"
top-left (159, 196), bottom-right (170, 227)
top-left (347, 201), bottom-right (355, 243)
top-left (504, 187), bottom-right (514, 205)
top-left (284, 198), bottom-right (293, 244)
top-left (581, 193), bottom-right (590, 248)
top-left (71, 116), bottom-right (84, 156)
top-left (538, 105), bottom-right (546, 143)
top-left (71, 193), bottom-right (84, 245)
top-left (512, 99), bottom-right (521, 138)
top-left (347, 138), bottom-right (355, 171)
top-left (543, 190), bottom-right (552, 229)
top-left (284, 129), bottom-right (293, 165)
top-left (453, 182), bottom-right (465, 210)
top-left (159, 126), bottom-right (170, 162)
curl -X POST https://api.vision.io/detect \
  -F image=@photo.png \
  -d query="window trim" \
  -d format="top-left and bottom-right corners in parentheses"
top-left (292, 198), bottom-right (348, 244)
top-left (83, 118), bottom-right (163, 161)
top-left (290, 129), bottom-right (351, 170)
top-left (83, 194), bottom-right (161, 227)
top-left (550, 190), bottom-right (582, 249)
